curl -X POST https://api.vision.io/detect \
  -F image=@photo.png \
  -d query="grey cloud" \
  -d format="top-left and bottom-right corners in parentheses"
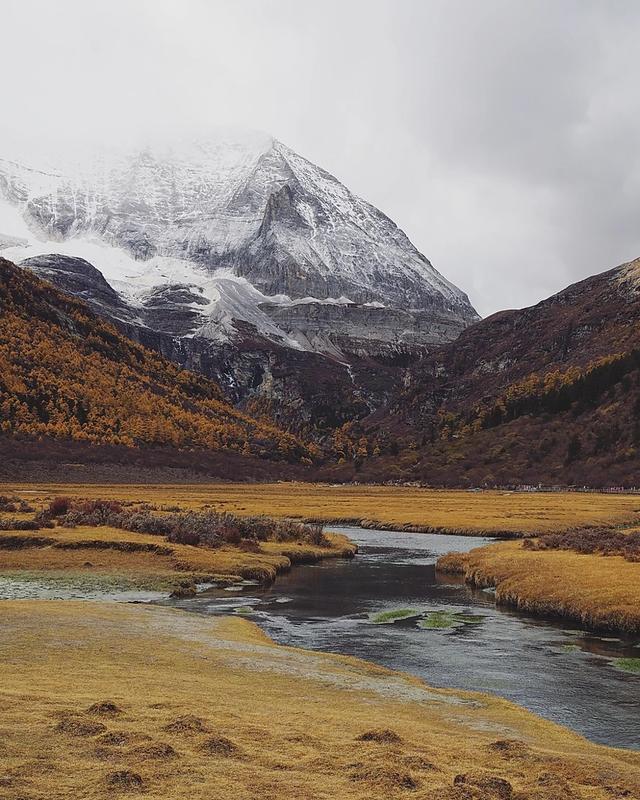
top-left (3, 0), bottom-right (640, 316)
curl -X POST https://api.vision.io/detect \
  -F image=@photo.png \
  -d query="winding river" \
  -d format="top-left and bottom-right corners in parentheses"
top-left (166, 526), bottom-right (640, 750)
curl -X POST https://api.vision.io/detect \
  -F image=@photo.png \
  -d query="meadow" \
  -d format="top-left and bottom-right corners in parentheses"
top-left (4, 483), bottom-right (640, 534)
top-left (2, 484), bottom-right (640, 797)
top-left (437, 539), bottom-right (640, 635)
top-left (2, 600), bottom-right (639, 800)
top-left (2, 484), bottom-right (640, 634)
top-left (0, 493), bottom-right (355, 593)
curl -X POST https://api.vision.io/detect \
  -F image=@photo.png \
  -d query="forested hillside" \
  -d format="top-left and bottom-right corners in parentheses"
top-left (333, 259), bottom-right (640, 487)
top-left (0, 259), bottom-right (312, 464)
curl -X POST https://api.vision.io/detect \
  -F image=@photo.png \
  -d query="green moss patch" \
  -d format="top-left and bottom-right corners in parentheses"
top-left (369, 608), bottom-right (420, 625)
top-left (419, 611), bottom-right (464, 629)
top-left (456, 614), bottom-right (486, 625)
top-left (613, 658), bottom-right (640, 674)
top-left (419, 611), bottom-right (487, 630)
top-left (367, 608), bottom-right (487, 629)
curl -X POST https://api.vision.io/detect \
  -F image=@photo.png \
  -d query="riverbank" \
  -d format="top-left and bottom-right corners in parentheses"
top-left (0, 493), bottom-right (356, 596)
top-left (437, 540), bottom-right (640, 636)
top-left (2, 600), bottom-right (639, 800)
top-left (0, 524), bottom-right (354, 596)
top-left (4, 483), bottom-right (640, 535)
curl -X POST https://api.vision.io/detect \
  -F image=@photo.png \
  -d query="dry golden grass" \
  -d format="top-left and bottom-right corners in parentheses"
top-left (1, 600), bottom-right (638, 800)
top-left (0, 523), bottom-right (355, 591)
top-left (438, 541), bottom-right (640, 634)
top-left (4, 483), bottom-right (640, 534)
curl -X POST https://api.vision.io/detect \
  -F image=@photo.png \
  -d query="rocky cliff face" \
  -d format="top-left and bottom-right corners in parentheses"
top-left (0, 132), bottom-right (478, 358)
top-left (17, 253), bottom-right (392, 438)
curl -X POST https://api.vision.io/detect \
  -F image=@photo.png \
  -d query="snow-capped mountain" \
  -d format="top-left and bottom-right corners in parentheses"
top-left (0, 132), bottom-right (478, 355)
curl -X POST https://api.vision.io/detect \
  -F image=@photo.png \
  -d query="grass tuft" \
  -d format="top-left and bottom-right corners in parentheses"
top-left (613, 657), bottom-right (640, 674)
top-left (356, 729), bottom-right (402, 744)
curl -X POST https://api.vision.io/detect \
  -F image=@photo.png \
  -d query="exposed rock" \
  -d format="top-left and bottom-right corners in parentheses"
top-left (0, 133), bottom-right (478, 360)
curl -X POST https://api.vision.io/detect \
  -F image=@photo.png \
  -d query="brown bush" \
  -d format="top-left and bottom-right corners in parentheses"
top-left (48, 496), bottom-right (73, 517)
top-left (238, 539), bottom-right (261, 553)
top-left (221, 525), bottom-right (242, 546)
top-left (0, 495), bottom-right (17, 512)
top-left (50, 499), bottom-right (331, 554)
top-left (525, 526), bottom-right (640, 562)
top-left (0, 519), bottom-right (42, 531)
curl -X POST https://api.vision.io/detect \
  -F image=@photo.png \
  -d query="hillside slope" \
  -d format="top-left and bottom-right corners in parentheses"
top-left (0, 258), bottom-right (311, 468)
top-left (351, 258), bottom-right (640, 486)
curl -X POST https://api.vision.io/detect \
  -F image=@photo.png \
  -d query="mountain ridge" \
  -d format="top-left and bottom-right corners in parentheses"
top-left (0, 133), bottom-right (478, 358)
top-left (3, 252), bottom-right (640, 488)
top-left (345, 256), bottom-right (640, 487)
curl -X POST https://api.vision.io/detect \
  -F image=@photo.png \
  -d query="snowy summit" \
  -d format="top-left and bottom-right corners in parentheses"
top-left (0, 131), bottom-right (478, 354)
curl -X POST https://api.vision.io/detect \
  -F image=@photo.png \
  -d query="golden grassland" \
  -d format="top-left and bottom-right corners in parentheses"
top-left (4, 482), bottom-right (640, 534)
top-left (0, 522), bottom-right (355, 592)
top-left (437, 541), bottom-right (640, 635)
top-left (2, 600), bottom-right (639, 800)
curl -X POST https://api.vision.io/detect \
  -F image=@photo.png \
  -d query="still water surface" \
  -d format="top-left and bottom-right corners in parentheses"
top-left (166, 526), bottom-right (640, 749)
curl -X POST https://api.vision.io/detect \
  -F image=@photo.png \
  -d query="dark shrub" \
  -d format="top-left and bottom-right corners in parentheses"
top-left (0, 518), bottom-right (41, 531)
top-left (220, 525), bottom-right (242, 546)
top-left (0, 495), bottom-right (17, 512)
top-left (59, 500), bottom-right (124, 528)
top-left (110, 511), bottom-right (173, 536)
top-left (168, 529), bottom-right (201, 546)
top-left (48, 496), bottom-right (72, 517)
top-left (39, 498), bottom-right (333, 554)
top-left (306, 522), bottom-right (328, 547)
top-left (527, 526), bottom-right (640, 562)
top-left (238, 539), bottom-right (261, 553)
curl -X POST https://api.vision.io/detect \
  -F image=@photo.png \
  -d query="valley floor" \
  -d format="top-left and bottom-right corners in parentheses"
top-left (5, 482), bottom-right (640, 534)
top-left (1, 483), bottom-right (640, 797)
top-left (2, 600), bottom-right (639, 800)
top-left (2, 484), bottom-right (640, 632)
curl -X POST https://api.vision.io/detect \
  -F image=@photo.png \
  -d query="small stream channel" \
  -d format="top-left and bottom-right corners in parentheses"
top-left (164, 526), bottom-right (640, 750)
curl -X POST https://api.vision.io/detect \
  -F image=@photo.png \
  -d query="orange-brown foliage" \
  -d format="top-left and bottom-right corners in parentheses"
top-left (0, 259), bottom-right (310, 462)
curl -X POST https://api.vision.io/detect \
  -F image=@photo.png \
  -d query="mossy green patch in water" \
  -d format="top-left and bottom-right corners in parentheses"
top-left (456, 614), bottom-right (486, 625)
top-left (234, 606), bottom-right (255, 615)
top-left (613, 658), bottom-right (640, 674)
top-left (419, 611), bottom-right (464, 629)
top-left (562, 644), bottom-right (580, 653)
top-left (419, 611), bottom-right (486, 630)
top-left (369, 608), bottom-right (420, 625)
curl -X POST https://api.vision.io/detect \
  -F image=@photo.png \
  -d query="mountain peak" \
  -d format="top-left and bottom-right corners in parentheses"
top-left (0, 133), bottom-right (478, 356)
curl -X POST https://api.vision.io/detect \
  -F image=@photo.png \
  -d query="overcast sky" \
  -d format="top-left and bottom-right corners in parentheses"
top-left (4, 0), bottom-right (640, 316)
